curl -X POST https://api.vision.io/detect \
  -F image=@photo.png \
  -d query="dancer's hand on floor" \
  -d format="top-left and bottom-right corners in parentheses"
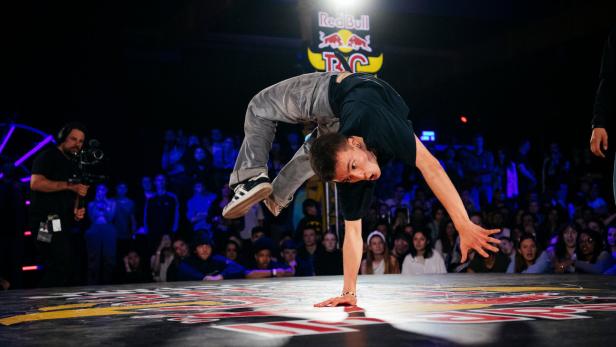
top-left (458, 221), bottom-right (500, 263)
top-left (314, 295), bottom-right (357, 307)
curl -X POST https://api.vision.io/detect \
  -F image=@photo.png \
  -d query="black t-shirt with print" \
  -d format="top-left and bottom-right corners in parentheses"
top-left (329, 73), bottom-right (416, 220)
top-left (29, 147), bottom-right (77, 228)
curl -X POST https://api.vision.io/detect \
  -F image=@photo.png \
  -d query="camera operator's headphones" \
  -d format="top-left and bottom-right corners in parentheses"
top-left (56, 122), bottom-right (88, 144)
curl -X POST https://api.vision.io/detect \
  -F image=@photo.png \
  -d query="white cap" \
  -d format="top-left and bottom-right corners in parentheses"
top-left (367, 230), bottom-right (386, 244)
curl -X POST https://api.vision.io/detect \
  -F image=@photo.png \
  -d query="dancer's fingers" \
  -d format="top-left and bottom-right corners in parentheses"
top-left (487, 237), bottom-right (501, 244)
top-left (475, 246), bottom-right (489, 258)
top-left (485, 229), bottom-right (501, 236)
top-left (460, 248), bottom-right (468, 263)
top-left (314, 297), bottom-right (335, 307)
top-left (485, 244), bottom-right (500, 253)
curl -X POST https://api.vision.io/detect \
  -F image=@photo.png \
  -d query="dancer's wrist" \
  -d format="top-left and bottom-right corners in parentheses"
top-left (341, 290), bottom-right (356, 297)
top-left (454, 219), bottom-right (472, 232)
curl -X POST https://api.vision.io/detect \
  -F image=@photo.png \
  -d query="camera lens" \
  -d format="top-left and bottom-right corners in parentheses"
top-left (92, 149), bottom-right (104, 160)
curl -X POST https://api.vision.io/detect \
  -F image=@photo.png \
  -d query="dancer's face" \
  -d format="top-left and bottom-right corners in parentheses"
top-left (333, 136), bottom-right (381, 183)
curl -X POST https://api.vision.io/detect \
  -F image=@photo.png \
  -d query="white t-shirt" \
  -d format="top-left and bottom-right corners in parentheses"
top-left (372, 259), bottom-right (385, 274)
top-left (401, 250), bottom-right (447, 275)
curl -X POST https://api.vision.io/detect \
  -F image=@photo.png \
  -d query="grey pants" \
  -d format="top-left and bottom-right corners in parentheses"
top-left (229, 72), bottom-right (340, 206)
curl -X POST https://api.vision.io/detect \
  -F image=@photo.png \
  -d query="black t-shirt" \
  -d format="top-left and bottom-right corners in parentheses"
top-left (592, 26), bottom-right (616, 129)
top-left (29, 147), bottom-right (77, 228)
top-left (329, 73), bottom-right (416, 220)
top-left (145, 192), bottom-right (178, 236)
top-left (468, 252), bottom-right (510, 273)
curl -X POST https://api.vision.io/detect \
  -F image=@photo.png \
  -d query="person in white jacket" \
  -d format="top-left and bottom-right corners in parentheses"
top-left (402, 229), bottom-right (447, 275)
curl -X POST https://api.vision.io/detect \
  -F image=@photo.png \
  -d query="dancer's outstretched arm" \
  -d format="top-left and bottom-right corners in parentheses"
top-left (414, 135), bottom-right (500, 262)
top-left (314, 219), bottom-right (362, 307)
top-left (315, 134), bottom-right (502, 308)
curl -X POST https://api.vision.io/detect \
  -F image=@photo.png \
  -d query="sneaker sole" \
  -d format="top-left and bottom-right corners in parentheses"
top-left (222, 183), bottom-right (273, 219)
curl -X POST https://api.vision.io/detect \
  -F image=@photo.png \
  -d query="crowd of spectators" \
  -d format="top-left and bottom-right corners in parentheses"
top-left (83, 128), bottom-right (616, 284)
top-left (4, 127), bottom-right (616, 289)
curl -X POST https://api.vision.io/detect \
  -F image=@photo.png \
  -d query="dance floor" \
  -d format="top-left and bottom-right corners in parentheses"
top-left (1, 274), bottom-right (615, 346)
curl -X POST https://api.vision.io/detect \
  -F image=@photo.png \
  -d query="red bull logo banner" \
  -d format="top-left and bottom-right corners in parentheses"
top-left (308, 11), bottom-right (383, 73)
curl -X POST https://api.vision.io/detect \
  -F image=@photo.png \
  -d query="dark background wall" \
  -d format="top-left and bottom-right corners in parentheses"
top-left (1, 0), bottom-right (615, 181)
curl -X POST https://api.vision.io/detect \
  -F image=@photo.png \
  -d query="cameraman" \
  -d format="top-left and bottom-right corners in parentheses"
top-left (30, 122), bottom-right (90, 287)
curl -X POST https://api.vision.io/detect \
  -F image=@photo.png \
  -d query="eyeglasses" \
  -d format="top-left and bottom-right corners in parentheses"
top-left (579, 238), bottom-right (594, 245)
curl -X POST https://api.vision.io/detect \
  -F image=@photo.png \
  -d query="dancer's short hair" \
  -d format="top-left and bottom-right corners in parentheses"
top-left (310, 132), bottom-right (348, 181)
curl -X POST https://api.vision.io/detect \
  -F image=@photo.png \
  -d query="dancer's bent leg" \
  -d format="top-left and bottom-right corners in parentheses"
top-left (265, 124), bottom-right (338, 216)
top-left (223, 72), bottom-right (335, 219)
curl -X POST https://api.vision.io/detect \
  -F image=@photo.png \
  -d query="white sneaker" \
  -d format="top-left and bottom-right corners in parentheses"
top-left (222, 173), bottom-right (272, 219)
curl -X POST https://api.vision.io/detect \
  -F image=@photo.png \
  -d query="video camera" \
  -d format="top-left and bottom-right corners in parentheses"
top-left (68, 139), bottom-right (107, 185)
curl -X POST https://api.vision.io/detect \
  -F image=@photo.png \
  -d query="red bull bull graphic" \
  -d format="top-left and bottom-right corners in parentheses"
top-left (347, 33), bottom-right (372, 52)
top-left (318, 32), bottom-right (344, 50)
top-left (318, 31), bottom-right (372, 53)
top-left (309, 11), bottom-right (383, 73)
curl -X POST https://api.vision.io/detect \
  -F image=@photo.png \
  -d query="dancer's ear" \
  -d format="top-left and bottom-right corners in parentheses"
top-left (347, 136), bottom-right (363, 148)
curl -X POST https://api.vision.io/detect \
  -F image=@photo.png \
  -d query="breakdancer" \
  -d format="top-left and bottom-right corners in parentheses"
top-left (222, 71), bottom-right (500, 307)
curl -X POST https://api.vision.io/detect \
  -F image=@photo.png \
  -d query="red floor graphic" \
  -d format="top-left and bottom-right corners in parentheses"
top-left (1, 275), bottom-right (615, 346)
